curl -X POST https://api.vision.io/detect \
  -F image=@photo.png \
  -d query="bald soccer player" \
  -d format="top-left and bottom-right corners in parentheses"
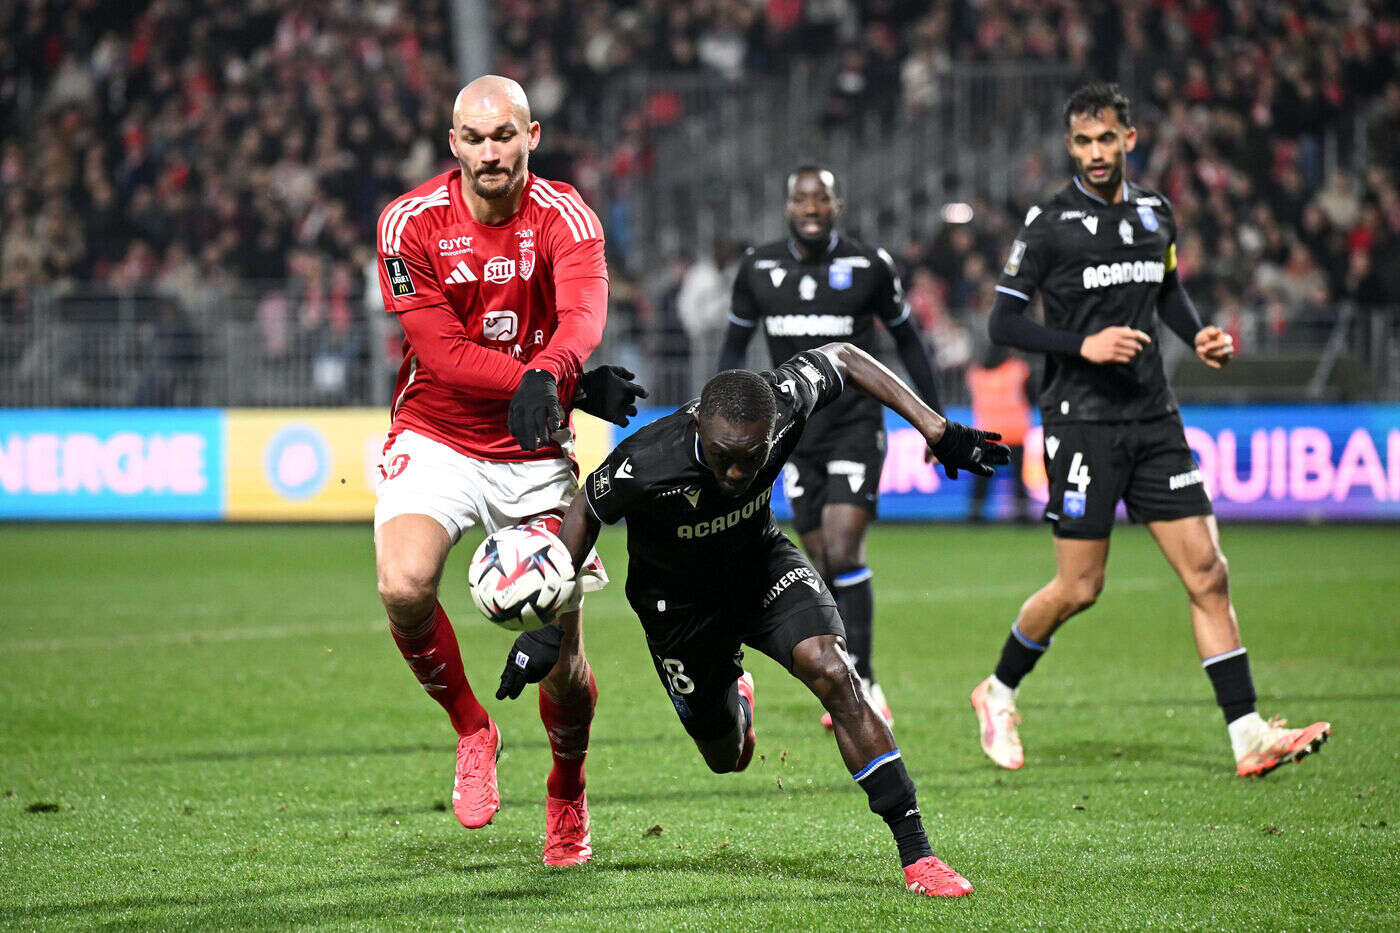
top-left (373, 76), bottom-right (645, 865)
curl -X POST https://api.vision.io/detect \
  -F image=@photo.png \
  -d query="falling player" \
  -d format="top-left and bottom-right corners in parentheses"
top-left (717, 166), bottom-right (945, 729)
top-left (968, 82), bottom-right (1330, 777)
top-left (497, 343), bottom-right (1009, 896)
top-left (373, 75), bottom-right (644, 865)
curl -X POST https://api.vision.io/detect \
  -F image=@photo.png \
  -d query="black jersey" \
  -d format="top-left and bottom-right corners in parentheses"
top-left (730, 234), bottom-right (907, 440)
top-left (583, 349), bottom-right (844, 607)
top-left (996, 177), bottom-right (1180, 424)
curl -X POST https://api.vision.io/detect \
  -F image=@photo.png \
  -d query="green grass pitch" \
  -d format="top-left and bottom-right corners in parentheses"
top-left (2, 522), bottom-right (1397, 929)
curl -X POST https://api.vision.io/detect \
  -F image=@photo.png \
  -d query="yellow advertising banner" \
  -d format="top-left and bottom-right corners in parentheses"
top-left (224, 409), bottom-right (614, 521)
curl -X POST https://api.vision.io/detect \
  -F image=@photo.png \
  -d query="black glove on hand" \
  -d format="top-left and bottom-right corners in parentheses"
top-left (929, 421), bottom-right (1012, 479)
top-left (508, 369), bottom-right (563, 451)
top-left (573, 365), bottom-right (648, 427)
top-left (496, 624), bottom-right (564, 700)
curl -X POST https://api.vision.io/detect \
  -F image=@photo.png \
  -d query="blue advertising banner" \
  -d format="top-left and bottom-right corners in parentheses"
top-left (0, 405), bottom-right (1394, 522)
top-left (0, 409), bottom-right (224, 519)
top-left (618, 404), bottom-right (1400, 523)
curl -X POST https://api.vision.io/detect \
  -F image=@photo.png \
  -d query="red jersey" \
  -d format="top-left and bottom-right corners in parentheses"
top-left (375, 170), bottom-right (608, 462)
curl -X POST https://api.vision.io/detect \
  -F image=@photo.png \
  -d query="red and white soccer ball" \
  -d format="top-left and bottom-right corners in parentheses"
top-left (469, 525), bottom-right (575, 632)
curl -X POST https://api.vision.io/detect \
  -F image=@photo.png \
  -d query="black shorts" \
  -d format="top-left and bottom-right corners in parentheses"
top-left (630, 535), bottom-right (845, 741)
top-left (1042, 413), bottom-right (1213, 540)
top-left (783, 425), bottom-right (886, 534)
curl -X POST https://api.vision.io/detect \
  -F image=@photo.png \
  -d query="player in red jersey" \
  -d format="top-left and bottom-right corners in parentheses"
top-left (373, 75), bottom-right (644, 866)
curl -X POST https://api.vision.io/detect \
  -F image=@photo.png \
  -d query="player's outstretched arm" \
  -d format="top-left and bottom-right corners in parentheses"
top-left (886, 318), bottom-right (944, 414)
top-left (816, 342), bottom-right (1010, 478)
top-left (556, 490), bottom-right (602, 573)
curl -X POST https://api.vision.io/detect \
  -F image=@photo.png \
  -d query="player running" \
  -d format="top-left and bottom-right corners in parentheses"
top-left (496, 343), bottom-right (1009, 896)
top-left (717, 166), bottom-right (945, 729)
top-left (968, 82), bottom-right (1330, 778)
top-left (373, 75), bottom-right (644, 865)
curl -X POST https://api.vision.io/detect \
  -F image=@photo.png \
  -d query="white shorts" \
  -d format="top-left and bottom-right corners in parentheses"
top-left (374, 430), bottom-right (607, 600)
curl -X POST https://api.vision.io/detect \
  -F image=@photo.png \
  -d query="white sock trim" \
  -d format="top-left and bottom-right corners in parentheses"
top-left (1202, 646), bottom-right (1247, 668)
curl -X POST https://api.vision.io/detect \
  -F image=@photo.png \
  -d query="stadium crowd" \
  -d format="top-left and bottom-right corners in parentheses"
top-left (1, 0), bottom-right (1397, 402)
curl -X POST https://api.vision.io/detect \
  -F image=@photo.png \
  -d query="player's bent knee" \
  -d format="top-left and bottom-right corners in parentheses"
top-left (1065, 573), bottom-right (1105, 613)
top-left (799, 643), bottom-right (861, 713)
top-left (376, 564), bottom-right (439, 620)
top-left (1188, 552), bottom-right (1229, 599)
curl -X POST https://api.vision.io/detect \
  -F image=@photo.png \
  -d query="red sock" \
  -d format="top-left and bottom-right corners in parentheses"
top-left (390, 602), bottom-right (490, 736)
top-left (539, 667), bottom-right (598, 801)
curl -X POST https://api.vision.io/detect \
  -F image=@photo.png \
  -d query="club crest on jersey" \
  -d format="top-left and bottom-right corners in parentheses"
top-left (484, 256), bottom-right (516, 284)
top-left (481, 309), bottom-right (518, 342)
top-left (383, 256), bottom-right (416, 297)
top-left (799, 275), bottom-right (817, 301)
top-left (1137, 205), bottom-right (1159, 231)
top-left (516, 229), bottom-right (536, 281)
top-left (828, 264), bottom-right (852, 290)
top-left (1119, 219), bottom-right (1134, 245)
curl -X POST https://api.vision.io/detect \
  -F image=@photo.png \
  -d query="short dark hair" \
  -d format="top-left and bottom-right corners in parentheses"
top-left (699, 370), bottom-right (776, 427)
top-left (786, 164), bottom-right (838, 197)
top-left (1063, 82), bottom-right (1132, 130)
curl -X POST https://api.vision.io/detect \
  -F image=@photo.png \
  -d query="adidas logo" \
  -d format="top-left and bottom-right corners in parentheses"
top-left (445, 260), bottom-right (477, 285)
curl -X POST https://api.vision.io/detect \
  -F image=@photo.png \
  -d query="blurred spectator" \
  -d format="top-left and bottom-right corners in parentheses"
top-left (676, 239), bottom-right (740, 394)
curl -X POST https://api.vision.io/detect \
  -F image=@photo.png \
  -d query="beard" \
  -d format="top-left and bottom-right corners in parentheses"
top-left (1078, 154), bottom-right (1124, 192)
top-left (469, 162), bottom-right (523, 199)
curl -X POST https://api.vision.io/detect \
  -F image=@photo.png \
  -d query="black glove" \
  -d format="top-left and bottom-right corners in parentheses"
top-left (508, 369), bottom-right (564, 451)
top-left (572, 365), bottom-right (648, 426)
top-left (928, 421), bottom-right (1012, 479)
top-left (496, 624), bottom-right (564, 700)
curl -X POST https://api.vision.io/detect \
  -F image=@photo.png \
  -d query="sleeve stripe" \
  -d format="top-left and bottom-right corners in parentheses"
top-left (529, 189), bottom-right (583, 242)
top-left (995, 285), bottom-right (1031, 301)
top-left (536, 179), bottom-right (598, 238)
top-left (727, 313), bottom-right (757, 328)
top-left (383, 187), bottom-right (449, 254)
top-left (887, 304), bottom-right (911, 327)
top-left (381, 186), bottom-right (447, 253)
top-left (534, 179), bottom-right (599, 239)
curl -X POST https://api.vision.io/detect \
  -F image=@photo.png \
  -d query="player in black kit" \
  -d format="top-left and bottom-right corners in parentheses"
top-left (967, 83), bottom-right (1330, 779)
top-left (716, 166), bottom-right (945, 730)
top-left (496, 343), bottom-right (1008, 897)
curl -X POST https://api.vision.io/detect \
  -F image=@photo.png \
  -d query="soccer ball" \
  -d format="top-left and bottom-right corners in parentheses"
top-left (468, 524), bottom-right (575, 632)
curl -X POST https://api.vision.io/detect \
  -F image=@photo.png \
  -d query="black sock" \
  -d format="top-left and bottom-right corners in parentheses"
top-left (833, 567), bottom-right (874, 682)
top-left (1203, 648), bottom-right (1256, 725)
top-left (854, 751), bottom-right (932, 867)
top-left (993, 623), bottom-right (1049, 690)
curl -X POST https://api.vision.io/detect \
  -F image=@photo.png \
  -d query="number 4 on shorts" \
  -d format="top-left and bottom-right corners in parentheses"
top-left (1068, 452), bottom-right (1091, 492)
